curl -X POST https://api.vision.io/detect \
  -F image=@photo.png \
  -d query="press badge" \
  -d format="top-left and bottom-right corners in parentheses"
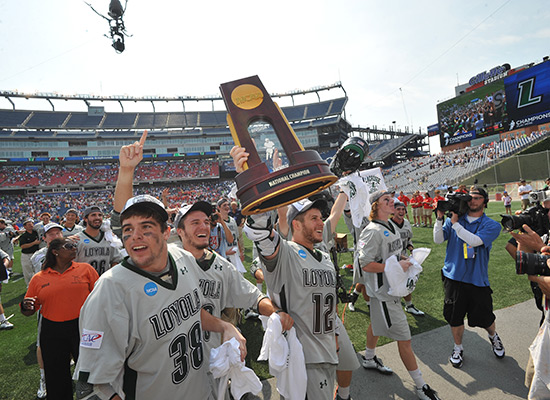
top-left (464, 243), bottom-right (475, 259)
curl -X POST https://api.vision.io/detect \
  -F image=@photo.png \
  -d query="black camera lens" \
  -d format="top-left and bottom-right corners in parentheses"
top-left (516, 251), bottom-right (550, 275)
top-left (501, 214), bottom-right (533, 231)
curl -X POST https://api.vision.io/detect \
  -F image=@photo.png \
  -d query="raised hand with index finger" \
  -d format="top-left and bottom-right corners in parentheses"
top-left (120, 130), bottom-right (147, 169)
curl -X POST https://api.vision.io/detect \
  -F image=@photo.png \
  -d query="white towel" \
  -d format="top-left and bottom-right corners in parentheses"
top-left (210, 337), bottom-right (262, 400)
top-left (384, 248), bottom-right (431, 297)
top-left (258, 313), bottom-right (307, 400)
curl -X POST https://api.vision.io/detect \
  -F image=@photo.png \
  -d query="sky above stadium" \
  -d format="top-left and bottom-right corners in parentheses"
top-left (1, 0), bottom-right (549, 149)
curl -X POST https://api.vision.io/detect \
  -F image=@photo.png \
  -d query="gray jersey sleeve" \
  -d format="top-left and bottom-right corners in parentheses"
top-left (223, 259), bottom-right (265, 311)
top-left (74, 274), bottom-right (130, 387)
top-left (30, 248), bottom-right (47, 273)
top-left (357, 224), bottom-right (383, 267)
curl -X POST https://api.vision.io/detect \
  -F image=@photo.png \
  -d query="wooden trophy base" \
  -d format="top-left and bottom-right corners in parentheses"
top-left (236, 150), bottom-right (338, 215)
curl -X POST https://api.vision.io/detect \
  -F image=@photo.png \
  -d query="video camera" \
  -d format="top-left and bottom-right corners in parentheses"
top-left (434, 192), bottom-right (472, 218)
top-left (500, 190), bottom-right (550, 236)
top-left (329, 137), bottom-right (369, 178)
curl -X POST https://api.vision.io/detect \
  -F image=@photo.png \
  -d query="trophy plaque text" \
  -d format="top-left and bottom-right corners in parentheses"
top-left (220, 75), bottom-right (337, 215)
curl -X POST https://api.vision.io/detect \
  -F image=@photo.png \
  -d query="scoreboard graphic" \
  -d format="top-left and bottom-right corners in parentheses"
top-left (437, 60), bottom-right (550, 148)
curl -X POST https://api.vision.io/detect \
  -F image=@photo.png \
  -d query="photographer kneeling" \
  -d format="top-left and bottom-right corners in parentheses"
top-left (433, 186), bottom-right (504, 369)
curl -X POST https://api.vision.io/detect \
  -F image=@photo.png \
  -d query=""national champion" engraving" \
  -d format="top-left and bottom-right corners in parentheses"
top-left (268, 168), bottom-right (311, 187)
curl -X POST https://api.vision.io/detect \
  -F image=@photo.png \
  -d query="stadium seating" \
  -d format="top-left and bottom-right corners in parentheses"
top-left (26, 111), bottom-right (70, 129)
top-left (0, 110), bottom-right (32, 127)
top-left (383, 131), bottom-right (548, 193)
top-left (102, 113), bottom-right (138, 129)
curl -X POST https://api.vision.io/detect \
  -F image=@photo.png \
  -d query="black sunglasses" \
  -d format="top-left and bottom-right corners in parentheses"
top-left (61, 242), bottom-right (77, 250)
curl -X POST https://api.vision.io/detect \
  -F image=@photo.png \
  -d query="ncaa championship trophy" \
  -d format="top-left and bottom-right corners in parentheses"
top-left (220, 75), bottom-right (338, 215)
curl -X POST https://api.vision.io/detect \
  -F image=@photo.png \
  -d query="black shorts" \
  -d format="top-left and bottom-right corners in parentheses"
top-left (443, 276), bottom-right (495, 328)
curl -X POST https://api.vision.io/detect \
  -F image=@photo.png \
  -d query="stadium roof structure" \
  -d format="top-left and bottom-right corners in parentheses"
top-left (0, 82), bottom-right (349, 133)
top-left (347, 125), bottom-right (428, 167)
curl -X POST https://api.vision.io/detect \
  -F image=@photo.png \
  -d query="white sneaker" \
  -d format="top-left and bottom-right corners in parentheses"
top-left (37, 377), bottom-right (47, 399)
top-left (348, 302), bottom-right (355, 312)
top-left (0, 320), bottom-right (14, 330)
top-left (490, 333), bottom-right (505, 358)
top-left (361, 355), bottom-right (393, 375)
top-left (416, 384), bottom-right (441, 400)
top-left (405, 304), bottom-right (425, 316)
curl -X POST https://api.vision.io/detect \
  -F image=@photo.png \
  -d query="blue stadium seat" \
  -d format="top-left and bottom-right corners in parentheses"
top-left (329, 98), bottom-right (347, 114)
top-left (102, 113), bottom-right (138, 128)
top-left (0, 110), bottom-right (32, 127)
top-left (26, 111), bottom-right (70, 128)
top-left (65, 113), bottom-right (103, 129)
top-left (167, 112), bottom-right (199, 128)
top-left (136, 113), bottom-right (169, 129)
top-left (281, 105), bottom-right (306, 121)
top-left (198, 111), bottom-right (227, 127)
top-left (305, 101), bottom-right (331, 119)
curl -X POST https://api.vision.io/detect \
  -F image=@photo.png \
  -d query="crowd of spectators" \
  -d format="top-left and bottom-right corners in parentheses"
top-left (438, 92), bottom-right (506, 138)
top-left (0, 159), bottom-right (220, 188)
top-left (0, 180), bottom-right (232, 226)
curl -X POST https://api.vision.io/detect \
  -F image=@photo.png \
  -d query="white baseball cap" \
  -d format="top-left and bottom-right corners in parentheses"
top-left (121, 195), bottom-right (168, 222)
top-left (174, 201), bottom-right (212, 229)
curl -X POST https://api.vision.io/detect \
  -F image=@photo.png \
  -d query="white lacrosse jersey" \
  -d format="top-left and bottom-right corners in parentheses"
top-left (261, 240), bottom-right (338, 365)
top-left (357, 220), bottom-right (403, 301)
top-left (75, 231), bottom-right (123, 276)
top-left (74, 249), bottom-right (212, 400)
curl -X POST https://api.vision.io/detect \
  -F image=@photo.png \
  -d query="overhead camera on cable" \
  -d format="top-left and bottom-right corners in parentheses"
top-left (85, 0), bottom-right (132, 53)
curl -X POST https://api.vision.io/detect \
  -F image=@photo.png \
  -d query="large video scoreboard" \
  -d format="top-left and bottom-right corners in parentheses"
top-left (436, 60), bottom-right (550, 148)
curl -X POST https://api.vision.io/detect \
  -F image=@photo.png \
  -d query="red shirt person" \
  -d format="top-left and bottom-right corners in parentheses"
top-left (410, 191), bottom-right (424, 227)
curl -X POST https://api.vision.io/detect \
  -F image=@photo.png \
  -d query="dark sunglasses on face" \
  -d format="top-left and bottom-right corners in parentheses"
top-left (61, 242), bottom-right (77, 250)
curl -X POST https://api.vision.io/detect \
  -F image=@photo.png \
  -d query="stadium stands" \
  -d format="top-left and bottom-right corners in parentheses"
top-left (0, 159), bottom-right (221, 189)
top-left (0, 180), bottom-right (233, 225)
top-left (102, 113), bottom-right (138, 129)
top-left (26, 111), bottom-right (70, 129)
top-left (383, 131), bottom-right (548, 193)
top-left (367, 136), bottom-right (420, 162)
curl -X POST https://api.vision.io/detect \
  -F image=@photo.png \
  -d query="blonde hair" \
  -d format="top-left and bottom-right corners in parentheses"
top-left (370, 202), bottom-right (380, 220)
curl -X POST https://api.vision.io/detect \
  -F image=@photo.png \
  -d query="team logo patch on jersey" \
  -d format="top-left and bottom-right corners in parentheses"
top-left (383, 230), bottom-right (389, 237)
top-left (83, 238), bottom-right (90, 244)
top-left (298, 249), bottom-right (307, 259)
top-left (80, 329), bottom-right (103, 349)
top-left (144, 282), bottom-right (158, 296)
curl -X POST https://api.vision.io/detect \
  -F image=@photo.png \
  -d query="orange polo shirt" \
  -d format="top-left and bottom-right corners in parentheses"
top-left (25, 261), bottom-right (99, 322)
top-left (423, 196), bottom-right (434, 209)
top-left (411, 195), bottom-right (424, 208)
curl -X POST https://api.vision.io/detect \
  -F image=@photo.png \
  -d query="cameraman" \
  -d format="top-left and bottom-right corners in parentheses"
top-left (433, 186), bottom-right (504, 369)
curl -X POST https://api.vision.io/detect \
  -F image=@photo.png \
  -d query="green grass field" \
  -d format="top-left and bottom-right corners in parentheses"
top-left (0, 200), bottom-right (534, 399)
